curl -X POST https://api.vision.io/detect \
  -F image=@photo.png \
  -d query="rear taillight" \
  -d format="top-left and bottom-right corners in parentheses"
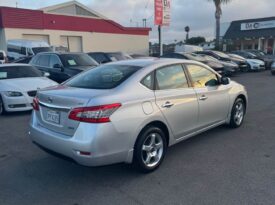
top-left (32, 96), bottom-right (39, 111)
top-left (68, 103), bottom-right (121, 123)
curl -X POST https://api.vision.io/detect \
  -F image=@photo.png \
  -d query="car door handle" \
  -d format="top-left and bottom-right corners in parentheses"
top-left (161, 102), bottom-right (174, 108)
top-left (199, 95), bottom-right (208, 101)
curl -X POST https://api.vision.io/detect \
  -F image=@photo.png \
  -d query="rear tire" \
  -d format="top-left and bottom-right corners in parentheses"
top-left (0, 96), bottom-right (5, 115)
top-left (271, 71), bottom-right (275, 75)
top-left (229, 98), bottom-right (246, 128)
top-left (133, 126), bottom-right (167, 173)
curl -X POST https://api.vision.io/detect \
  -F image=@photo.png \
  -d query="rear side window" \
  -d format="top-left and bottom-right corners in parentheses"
top-left (156, 64), bottom-right (189, 90)
top-left (66, 64), bottom-right (141, 89)
top-left (141, 73), bottom-right (154, 90)
top-left (186, 64), bottom-right (218, 88)
top-left (35, 55), bottom-right (50, 67)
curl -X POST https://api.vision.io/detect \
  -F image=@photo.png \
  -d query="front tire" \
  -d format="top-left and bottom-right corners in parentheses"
top-left (229, 98), bottom-right (246, 128)
top-left (133, 126), bottom-right (167, 173)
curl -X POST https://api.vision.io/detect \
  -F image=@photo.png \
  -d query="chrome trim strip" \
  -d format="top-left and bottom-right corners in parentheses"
top-left (39, 101), bottom-right (71, 111)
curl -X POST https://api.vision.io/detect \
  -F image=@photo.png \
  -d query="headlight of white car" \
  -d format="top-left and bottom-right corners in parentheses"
top-left (4, 91), bottom-right (23, 97)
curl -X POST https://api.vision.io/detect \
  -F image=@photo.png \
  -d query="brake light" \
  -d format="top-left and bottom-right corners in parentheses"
top-left (68, 103), bottom-right (121, 123)
top-left (32, 96), bottom-right (39, 111)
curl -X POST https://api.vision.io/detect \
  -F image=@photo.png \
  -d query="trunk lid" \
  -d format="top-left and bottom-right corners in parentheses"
top-left (36, 86), bottom-right (110, 136)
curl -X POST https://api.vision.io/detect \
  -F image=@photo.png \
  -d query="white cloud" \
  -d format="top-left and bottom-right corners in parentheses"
top-left (0, 0), bottom-right (274, 43)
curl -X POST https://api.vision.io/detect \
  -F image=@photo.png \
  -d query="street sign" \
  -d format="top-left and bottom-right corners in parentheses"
top-left (154, 0), bottom-right (171, 26)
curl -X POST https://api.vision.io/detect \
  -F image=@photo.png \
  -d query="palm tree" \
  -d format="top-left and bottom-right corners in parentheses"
top-left (209, 0), bottom-right (231, 49)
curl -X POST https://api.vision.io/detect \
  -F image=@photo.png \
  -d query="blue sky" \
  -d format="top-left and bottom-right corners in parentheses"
top-left (0, 0), bottom-right (274, 43)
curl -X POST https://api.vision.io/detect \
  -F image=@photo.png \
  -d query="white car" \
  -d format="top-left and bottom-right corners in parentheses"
top-left (246, 59), bottom-right (265, 71)
top-left (0, 64), bottom-right (58, 115)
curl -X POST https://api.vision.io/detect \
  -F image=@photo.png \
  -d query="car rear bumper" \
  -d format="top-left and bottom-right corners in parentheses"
top-left (29, 112), bottom-right (134, 166)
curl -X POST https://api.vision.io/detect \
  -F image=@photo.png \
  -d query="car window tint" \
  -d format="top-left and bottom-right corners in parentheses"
top-left (141, 73), bottom-right (154, 90)
top-left (66, 65), bottom-right (141, 89)
top-left (156, 64), bottom-right (188, 90)
top-left (0, 53), bottom-right (4, 60)
top-left (50, 55), bottom-right (61, 68)
top-left (187, 64), bottom-right (218, 88)
top-left (37, 55), bottom-right (50, 67)
top-left (0, 66), bottom-right (42, 79)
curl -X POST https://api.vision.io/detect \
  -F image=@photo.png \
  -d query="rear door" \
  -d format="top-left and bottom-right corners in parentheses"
top-left (186, 64), bottom-right (230, 129)
top-left (154, 64), bottom-right (199, 139)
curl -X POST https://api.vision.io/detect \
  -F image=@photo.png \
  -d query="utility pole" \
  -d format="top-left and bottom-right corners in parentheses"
top-left (142, 18), bottom-right (147, 27)
top-left (16, 2), bottom-right (18, 8)
top-left (158, 25), bottom-right (163, 56)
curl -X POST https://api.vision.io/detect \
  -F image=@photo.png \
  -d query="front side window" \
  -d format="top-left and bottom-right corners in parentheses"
top-left (50, 55), bottom-right (62, 68)
top-left (66, 64), bottom-right (140, 89)
top-left (156, 64), bottom-right (188, 90)
top-left (187, 64), bottom-right (218, 88)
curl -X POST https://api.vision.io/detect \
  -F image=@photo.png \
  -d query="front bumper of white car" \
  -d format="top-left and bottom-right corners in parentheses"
top-left (1, 91), bottom-right (35, 112)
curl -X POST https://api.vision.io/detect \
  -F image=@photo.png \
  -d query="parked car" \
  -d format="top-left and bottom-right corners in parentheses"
top-left (228, 54), bottom-right (265, 72)
top-left (271, 62), bottom-right (275, 75)
top-left (0, 64), bottom-right (57, 115)
top-left (87, 52), bottom-right (132, 64)
top-left (29, 59), bottom-right (248, 172)
top-left (7, 39), bottom-right (52, 60)
top-left (227, 53), bottom-right (249, 72)
top-left (161, 52), bottom-right (224, 74)
top-left (196, 54), bottom-right (238, 76)
top-left (231, 50), bottom-right (258, 59)
top-left (195, 50), bottom-right (240, 73)
top-left (30, 52), bottom-right (99, 83)
top-left (131, 54), bottom-right (156, 59)
top-left (11, 56), bottom-right (33, 64)
top-left (0, 50), bottom-right (8, 64)
top-left (245, 50), bottom-right (274, 69)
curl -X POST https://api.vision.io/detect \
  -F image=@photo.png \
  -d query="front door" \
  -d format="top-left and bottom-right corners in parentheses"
top-left (154, 64), bottom-right (199, 139)
top-left (186, 64), bottom-right (230, 129)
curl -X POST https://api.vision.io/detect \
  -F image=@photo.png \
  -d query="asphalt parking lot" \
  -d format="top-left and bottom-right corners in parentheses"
top-left (0, 71), bottom-right (275, 205)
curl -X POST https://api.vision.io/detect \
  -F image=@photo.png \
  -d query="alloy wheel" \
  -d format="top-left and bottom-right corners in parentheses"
top-left (141, 133), bottom-right (164, 168)
top-left (234, 101), bottom-right (244, 126)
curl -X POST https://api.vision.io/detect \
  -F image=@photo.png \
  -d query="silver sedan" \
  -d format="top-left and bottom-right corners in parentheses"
top-left (29, 59), bottom-right (248, 172)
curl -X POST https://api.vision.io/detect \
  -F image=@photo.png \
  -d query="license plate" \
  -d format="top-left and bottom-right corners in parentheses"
top-left (46, 110), bottom-right (60, 124)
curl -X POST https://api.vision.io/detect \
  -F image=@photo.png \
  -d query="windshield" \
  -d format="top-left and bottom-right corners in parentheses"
top-left (212, 51), bottom-right (230, 59)
top-left (32, 47), bottom-right (52, 55)
top-left (199, 54), bottom-right (219, 62)
top-left (60, 53), bottom-right (98, 67)
top-left (184, 53), bottom-right (205, 62)
top-left (0, 66), bottom-right (42, 80)
top-left (66, 64), bottom-right (141, 89)
top-left (108, 53), bottom-right (132, 61)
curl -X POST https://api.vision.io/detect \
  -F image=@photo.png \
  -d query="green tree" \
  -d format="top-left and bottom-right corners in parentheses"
top-left (186, 36), bottom-right (206, 45)
top-left (209, 0), bottom-right (231, 49)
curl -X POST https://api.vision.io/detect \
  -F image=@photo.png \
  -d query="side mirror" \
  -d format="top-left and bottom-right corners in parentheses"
top-left (53, 64), bottom-right (64, 71)
top-left (43, 72), bottom-right (50, 77)
top-left (220, 76), bottom-right (230, 85)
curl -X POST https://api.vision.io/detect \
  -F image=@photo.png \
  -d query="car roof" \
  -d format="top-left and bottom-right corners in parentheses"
top-left (0, 63), bottom-right (31, 67)
top-left (36, 52), bottom-right (86, 55)
top-left (106, 58), bottom-right (200, 68)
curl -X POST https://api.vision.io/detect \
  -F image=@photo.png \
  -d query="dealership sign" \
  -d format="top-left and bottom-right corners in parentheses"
top-left (155, 0), bottom-right (171, 26)
top-left (241, 20), bottom-right (275, 31)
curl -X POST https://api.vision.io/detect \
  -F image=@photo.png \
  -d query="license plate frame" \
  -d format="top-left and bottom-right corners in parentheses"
top-left (46, 110), bottom-right (60, 125)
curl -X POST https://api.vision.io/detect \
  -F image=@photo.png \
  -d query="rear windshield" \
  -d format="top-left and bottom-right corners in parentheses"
top-left (66, 64), bottom-right (141, 89)
top-left (0, 66), bottom-right (42, 80)
top-left (60, 54), bottom-right (98, 67)
top-left (32, 47), bottom-right (52, 55)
